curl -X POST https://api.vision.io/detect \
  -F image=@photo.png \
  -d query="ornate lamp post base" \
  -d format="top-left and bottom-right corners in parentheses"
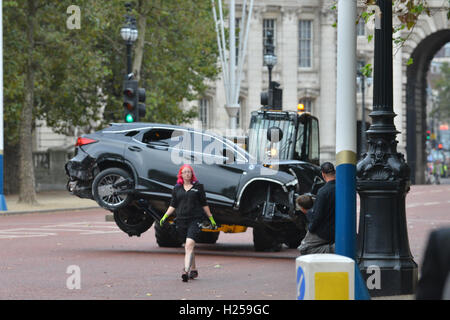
top-left (357, 180), bottom-right (418, 296)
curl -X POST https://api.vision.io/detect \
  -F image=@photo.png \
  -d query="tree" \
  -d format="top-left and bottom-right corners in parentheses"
top-left (4, 1), bottom-right (113, 202)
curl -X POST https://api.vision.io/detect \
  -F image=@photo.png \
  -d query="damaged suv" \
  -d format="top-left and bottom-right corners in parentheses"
top-left (65, 123), bottom-right (316, 251)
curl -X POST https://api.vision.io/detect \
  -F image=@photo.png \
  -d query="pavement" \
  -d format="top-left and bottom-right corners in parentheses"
top-left (0, 190), bottom-right (99, 215)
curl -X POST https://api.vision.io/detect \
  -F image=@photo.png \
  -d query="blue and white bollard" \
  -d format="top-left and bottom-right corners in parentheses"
top-left (296, 254), bottom-right (355, 300)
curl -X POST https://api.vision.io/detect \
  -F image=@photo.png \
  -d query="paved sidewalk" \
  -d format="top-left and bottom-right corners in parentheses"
top-left (0, 190), bottom-right (98, 215)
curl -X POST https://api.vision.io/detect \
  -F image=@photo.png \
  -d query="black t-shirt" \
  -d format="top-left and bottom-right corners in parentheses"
top-left (305, 180), bottom-right (335, 242)
top-left (169, 182), bottom-right (208, 221)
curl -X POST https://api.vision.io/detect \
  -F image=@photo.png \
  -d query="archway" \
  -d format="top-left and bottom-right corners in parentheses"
top-left (406, 29), bottom-right (450, 184)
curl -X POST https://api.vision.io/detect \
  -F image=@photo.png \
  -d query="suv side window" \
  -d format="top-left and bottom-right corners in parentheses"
top-left (142, 128), bottom-right (187, 148)
top-left (192, 132), bottom-right (248, 164)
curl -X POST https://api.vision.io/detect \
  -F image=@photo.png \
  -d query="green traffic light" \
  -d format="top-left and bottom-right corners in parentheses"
top-left (125, 114), bottom-right (135, 123)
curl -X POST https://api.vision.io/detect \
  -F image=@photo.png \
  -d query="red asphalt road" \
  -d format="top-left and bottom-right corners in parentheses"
top-left (0, 183), bottom-right (448, 300)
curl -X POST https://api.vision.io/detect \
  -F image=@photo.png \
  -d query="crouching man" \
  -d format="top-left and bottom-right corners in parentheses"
top-left (297, 162), bottom-right (336, 255)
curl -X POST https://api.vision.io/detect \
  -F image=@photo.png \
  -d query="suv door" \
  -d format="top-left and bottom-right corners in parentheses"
top-left (190, 131), bottom-right (244, 208)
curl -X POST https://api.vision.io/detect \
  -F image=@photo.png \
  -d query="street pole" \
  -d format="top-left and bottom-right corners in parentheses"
top-left (0, 0), bottom-right (7, 211)
top-left (265, 30), bottom-right (274, 108)
top-left (356, 0), bottom-right (418, 297)
top-left (121, 3), bottom-right (137, 78)
top-left (212, 0), bottom-right (254, 131)
top-left (336, 0), bottom-right (369, 300)
top-left (228, 0), bottom-right (238, 130)
top-left (126, 41), bottom-right (132, 75)
top-left (268, 65), bottom-right (273, 107)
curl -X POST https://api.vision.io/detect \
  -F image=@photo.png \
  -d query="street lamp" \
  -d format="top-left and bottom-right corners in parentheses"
top-left (356, 0), bottom-right (417, 297)
top-left (264, 30), bottom-right (277, 107)
top-left (120, 3), bottom-right (138, 76)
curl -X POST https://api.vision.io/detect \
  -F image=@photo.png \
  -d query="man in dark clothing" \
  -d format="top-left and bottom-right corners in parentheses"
top-left (416, 227), bottom-right (450, 300)
top-left (297, 162), bottom-right (336, 255)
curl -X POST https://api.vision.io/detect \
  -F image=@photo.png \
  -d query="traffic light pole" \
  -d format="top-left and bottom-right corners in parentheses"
top-left (268, 65), bottom-right (273, 107)
top-left (126, 41), bottom-right (132, 76)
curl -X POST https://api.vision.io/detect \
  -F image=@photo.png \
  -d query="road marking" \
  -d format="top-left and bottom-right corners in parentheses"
top-left (423, 202), bottom-right (441, 206)
top-left (0, 222), bottom-right (121, 239)
top-left (0, 230), bottom-right (56, 239)
top-left (406, 201), bottom-right (448, 208)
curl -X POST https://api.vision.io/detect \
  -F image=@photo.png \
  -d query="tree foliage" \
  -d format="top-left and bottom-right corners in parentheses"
top-left (3, 0), bottom-right (219, 144)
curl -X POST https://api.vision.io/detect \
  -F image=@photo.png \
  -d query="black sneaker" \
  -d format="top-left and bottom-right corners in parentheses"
top-left (189, 270), bottom-right (198, 279)
top-left (182, 270), bottom-right (189, 282)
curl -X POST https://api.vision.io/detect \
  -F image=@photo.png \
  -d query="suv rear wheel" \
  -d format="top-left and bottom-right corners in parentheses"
top-left (113, 204), bottom-right (154, 237)
top-left (92, 167), bottom-right (133, 210)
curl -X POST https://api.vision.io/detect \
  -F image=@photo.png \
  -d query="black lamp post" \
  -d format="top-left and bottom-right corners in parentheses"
top-left (263, 30), bottom-right (277, 107)
top-left (120, 3), bottom-right (138, 76)
top-left (356, 0), bottom-right (418, 297)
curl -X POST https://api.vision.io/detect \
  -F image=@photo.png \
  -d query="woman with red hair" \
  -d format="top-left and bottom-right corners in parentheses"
top-left (160, 164), bottom-right (216, 282)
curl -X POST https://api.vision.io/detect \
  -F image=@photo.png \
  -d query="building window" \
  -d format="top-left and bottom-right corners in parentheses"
top-left (299, 20), bottom-right (312, 68)
top-left (263, 19), bottom-right (276, 65)
top-left (299, 98), bottom-right (313, 113)
top-left (357, 17), bottom-right (365, 36)
top-left (199, 98), bottom-right (210, 128)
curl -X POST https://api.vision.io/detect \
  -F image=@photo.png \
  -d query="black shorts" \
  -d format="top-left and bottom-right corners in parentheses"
top-left (176, 219), bottom-right (203, 243)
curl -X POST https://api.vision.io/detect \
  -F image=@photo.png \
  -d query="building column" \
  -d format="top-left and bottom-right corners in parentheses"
top-left (281, 7), bottom-right (298, 110)
top-left (246, 7), bottom-right (263, 116)
top-left (318, 8), bottom-right (337, 163)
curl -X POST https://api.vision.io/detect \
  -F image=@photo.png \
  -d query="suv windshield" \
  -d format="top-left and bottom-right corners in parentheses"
top-left (248, 113), bottom-right (296, 162)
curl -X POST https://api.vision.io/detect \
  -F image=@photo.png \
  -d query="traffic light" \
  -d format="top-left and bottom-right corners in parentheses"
top-left (260, 81), bottom-right (282, 110)
top-left (271, 81), bottom-right (282, 110)
top-left (123, 80), bottom-right (146, 123)
top-left (137, 87), bottom-right (146, 120)
top-left (426, 130), bottom-right (431, 141)
top-left (260, 91), bottom-right (269, 106)
top-left (123, 79), bottom-right (138, 123)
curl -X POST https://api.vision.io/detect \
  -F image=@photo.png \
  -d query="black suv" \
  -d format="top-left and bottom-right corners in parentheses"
top-left (65, 122), bottom-right (315, 251)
